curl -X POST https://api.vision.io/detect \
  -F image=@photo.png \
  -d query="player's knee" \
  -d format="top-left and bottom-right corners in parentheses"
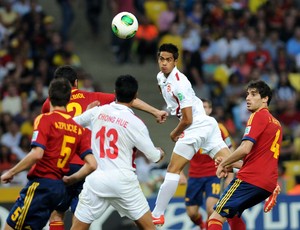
top-left (50, 210), bottom-right (64, 222)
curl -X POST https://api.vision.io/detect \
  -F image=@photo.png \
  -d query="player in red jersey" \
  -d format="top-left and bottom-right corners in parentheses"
top-left (43, 65), bottom-right (168, 230)
top-left (0, 78), bottom-right (97, 230)
top-left (185, 99), bottom-right (245, 230)
top-left (207, 80), bottom-right (282, 230)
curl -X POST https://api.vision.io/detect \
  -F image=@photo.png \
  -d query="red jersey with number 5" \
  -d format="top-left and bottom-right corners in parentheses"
top-left (237, 108), bottom-right (282, 192)
top-left (27, 110), bottom-right (92, 180)
top-left (42, 88), bottom-right (115, 165)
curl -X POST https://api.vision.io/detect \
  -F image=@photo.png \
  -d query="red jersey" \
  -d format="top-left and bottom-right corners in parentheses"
top-left (27, 110), bottom-right (92, 180)
top-left (237, 108), bottom-right (282, 192)
top-left (188, 123), bottom-right (233, 178)
top-left (42, 88), bottom-right (115, 164)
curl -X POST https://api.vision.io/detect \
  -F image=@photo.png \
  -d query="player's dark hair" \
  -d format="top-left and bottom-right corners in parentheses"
top-left (158, 43), bottom-right (179, 60)
top-left (54, 65), bottom-right (78, 86)
top-left (115, 75), bottom-right (138, 103)
top-left (247, 80), bottom-right (272, 105)
top-left (49, 78), bottom-right (72, 107)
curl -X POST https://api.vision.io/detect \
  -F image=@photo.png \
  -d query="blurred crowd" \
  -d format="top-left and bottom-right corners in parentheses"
top-left (1, 0), bottom-right (300, 194)
top-left (0, 0), bottom-right (102, 185)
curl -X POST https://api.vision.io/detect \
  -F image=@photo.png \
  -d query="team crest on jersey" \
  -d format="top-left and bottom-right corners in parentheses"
top-left (167, 84), bottom-right (171, 92)
top-left (32, 131), bottom-right (38, 141)
top-left (244, 126), bottom-right (251, 135)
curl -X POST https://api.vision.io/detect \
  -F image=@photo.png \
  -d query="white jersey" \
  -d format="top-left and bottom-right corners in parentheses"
top-left (73, 102), bottom-right (161, 222)
top-left (157, 66), bottom-right (206, 120)
top-left (157, 67), bottom-right (228, 159)
top-left (73, 102), bottom-right (161, 172)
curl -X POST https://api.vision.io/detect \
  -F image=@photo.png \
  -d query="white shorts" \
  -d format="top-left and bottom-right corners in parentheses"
top-left (74, 169), bottom-right (150, 224)
top-left (173, 116), bottom-right (228, 160)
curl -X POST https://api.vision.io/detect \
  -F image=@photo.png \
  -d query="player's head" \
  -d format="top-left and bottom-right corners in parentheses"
top-left (49, 78), bottom-right (72, 107)
top-left (158, 43), bottom-right (178, 75)
top-left (201, 98), bottom-right (212, 115)
top-left (115, 75), bottom-right (138, 103)
top-left (54, 65), bottom-right (78, 87)
top-left (246, 80), bottom-right (272, 111)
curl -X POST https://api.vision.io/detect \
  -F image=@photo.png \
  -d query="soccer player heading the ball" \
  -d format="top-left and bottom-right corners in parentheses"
top-left (151, 43), bottom-right (232, 226)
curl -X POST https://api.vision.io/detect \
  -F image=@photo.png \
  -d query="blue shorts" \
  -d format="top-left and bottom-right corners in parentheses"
top-left (6, 178), bottom-right (66, 230)
top-left (185, 176), bottom-right (221, 206)
top-left (214, 178), bottom-right (272, 218)
top-left (56, 164), bottom-right (84, 213)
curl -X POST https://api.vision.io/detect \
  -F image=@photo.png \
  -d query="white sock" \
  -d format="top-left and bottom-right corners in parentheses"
top-left (152, 172), bottom-right (180, 217)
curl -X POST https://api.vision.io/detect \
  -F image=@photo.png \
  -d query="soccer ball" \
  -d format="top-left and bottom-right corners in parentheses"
top-left (111, 12), bottom-right (138, 39)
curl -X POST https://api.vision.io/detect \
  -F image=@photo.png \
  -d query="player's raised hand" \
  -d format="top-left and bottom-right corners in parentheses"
top-left (214, 156), bottom-right (223, 168)
top-left (216, 164), bottom-right (228, 178)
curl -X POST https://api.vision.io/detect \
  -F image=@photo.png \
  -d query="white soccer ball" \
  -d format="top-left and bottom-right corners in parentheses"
top-left (111, 12), bottom-right (139, 39)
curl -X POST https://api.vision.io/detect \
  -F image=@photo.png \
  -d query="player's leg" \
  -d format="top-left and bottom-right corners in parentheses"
top-left (227, 215), bottom-right (246, 230)
top-left (204, 176), bottom-right (221, 229)
top-left (185, 177), bottom-right (206, 229)
top-left (6, 179), bottom-right (65, 230)
top-left (4, 223), bottom-right (14, 230)
top-left (222, 173), bottom-right (246, 230)
top-left (71, 180), bottom-right (109, 230)
top-left (152, 150), bottom-right (190, 221)
top-left (208, 179), bottom-right (271, 230)
top-left (134, 210), bottom-right (156, 230)
top-left (186, 205), bottom-right (205, 228)
top-left (50, 164), bottom-right (84, 230)
top-left (49, 210), bottom-right (65, 230)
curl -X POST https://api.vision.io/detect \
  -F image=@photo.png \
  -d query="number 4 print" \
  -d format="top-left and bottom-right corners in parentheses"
top-left (96, 126), bottom-right (119, 159)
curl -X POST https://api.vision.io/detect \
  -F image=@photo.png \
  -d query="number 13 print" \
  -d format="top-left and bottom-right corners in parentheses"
top-left (96, 126), bottom-right (119, 159)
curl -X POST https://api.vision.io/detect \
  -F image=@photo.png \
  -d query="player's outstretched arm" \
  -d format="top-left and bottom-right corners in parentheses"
top-left (132, 98), bottom-right (168, 123)
top-left (1, 147), bottom-right (44, 184)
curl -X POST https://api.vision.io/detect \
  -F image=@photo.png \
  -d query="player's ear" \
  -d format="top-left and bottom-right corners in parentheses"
top-left (74, 79), bottom-right (78, 88)
top-left (134, 92), bottom-right (138, 99)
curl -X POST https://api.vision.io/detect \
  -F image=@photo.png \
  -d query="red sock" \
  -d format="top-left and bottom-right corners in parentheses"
top-left (207, 218), bottom-right (223, 230)
top-left (192, 213), bottom-right (203, 226)
top-left (49, 221), bottom-right (64, 230)
top-left (228, 216), bottom-right (246, 230)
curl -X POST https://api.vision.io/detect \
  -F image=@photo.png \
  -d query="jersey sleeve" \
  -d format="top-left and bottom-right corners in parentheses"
top-left (41, 98), bottom-right (50, 113)
top-left (133, 125), bottom-right (161, 163)
top-left (242, 112), bottom-right (268, 144)
top-left (31, 114), bottom-right (49, 149)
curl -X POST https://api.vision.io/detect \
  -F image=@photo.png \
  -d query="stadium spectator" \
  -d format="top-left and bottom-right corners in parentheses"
top-left (287, 175), bottom-right (300, 195)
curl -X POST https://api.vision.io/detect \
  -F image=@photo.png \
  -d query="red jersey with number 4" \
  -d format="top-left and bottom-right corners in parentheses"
top-left (237, 108), bottom-right (282, 192)
top-left (188, 123), bottom-right (233, 177)
top-left (27, 110), bottom-right (92, 180)
top-left (42, 88), bottom-right (115, 165)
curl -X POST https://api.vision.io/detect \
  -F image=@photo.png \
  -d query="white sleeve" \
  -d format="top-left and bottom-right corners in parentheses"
top-left (134, 126), bottom-right (161, 163)
top-left (73, 107), bottom-right (98, 127)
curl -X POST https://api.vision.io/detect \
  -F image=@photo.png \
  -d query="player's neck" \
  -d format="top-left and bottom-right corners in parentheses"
top-left (116, 101), bottom-right (132, 108)
top-left (50, 106), bottom-right (67, 112)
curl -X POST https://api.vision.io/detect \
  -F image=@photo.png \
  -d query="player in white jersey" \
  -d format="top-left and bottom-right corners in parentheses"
top-left (152, 43), bottom-right (232, 226)
top-left (69, 74), bottom-right (165, 230)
